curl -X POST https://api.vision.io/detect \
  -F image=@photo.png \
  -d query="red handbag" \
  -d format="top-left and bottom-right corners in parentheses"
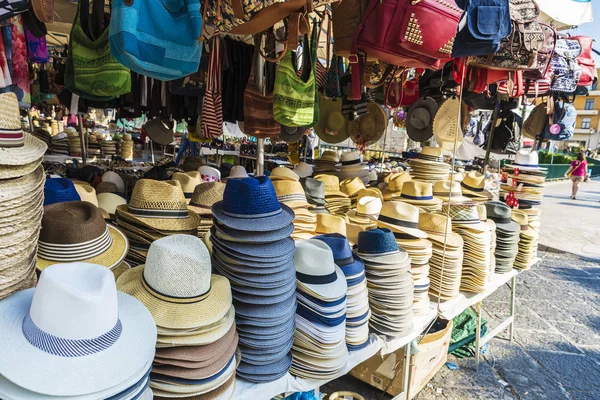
top-left (571, 35), bottom-right (596, 87)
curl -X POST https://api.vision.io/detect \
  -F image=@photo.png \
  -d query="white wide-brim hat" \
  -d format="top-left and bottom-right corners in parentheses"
top-left (0, 290), bottom-right (156, 397)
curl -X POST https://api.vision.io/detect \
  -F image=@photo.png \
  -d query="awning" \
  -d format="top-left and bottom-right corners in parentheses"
top-left (537, 0), bottom-right (593, 30)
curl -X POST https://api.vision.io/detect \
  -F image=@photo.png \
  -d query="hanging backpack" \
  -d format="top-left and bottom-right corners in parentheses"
top-left (65, 0), bottom-right (131, 101)
top-left (109, 0), bottom-right (202, 81)
top-left (543, 100), bottom-right (576, 141)
top-left (451, 0), bottom-right (511, 57)
top-left (201, 37), bottom-right (223, 139)
top-left (550, 38), bottom-right (582, 95)
top-left (571, 35), bottom-right (596, 95)
top-left (522, 101), bottom-right (546, 139)
top-left (490, 110), bottom-right (521, 154)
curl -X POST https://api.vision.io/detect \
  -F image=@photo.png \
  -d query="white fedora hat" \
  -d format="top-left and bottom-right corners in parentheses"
top-left (505, 149), bottom-right (547, 172)
top-left (97, 192), bottom-right (127, 216)
top-left (294, 239), bottom-right (347, 301)
top-left (198, 166), bottom-right (222, 182)
top-left (227, 165), bottom-right (249, 179)
top-left (102, 171), bottom-right (126, 194)
top-left (0, 262), bottom-right (156, 397)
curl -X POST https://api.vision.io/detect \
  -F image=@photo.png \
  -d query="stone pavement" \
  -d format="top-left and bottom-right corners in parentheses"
top-left (322, 251), bottom-right (600, 400)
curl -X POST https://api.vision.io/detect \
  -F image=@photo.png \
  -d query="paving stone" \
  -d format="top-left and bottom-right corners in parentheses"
top-left (527, 350), bottom-right (600, 391)
top-left (513, 331), bottom-right (582, 354)
top-left (567, 391), bottom-right (600, 400)
top-left (552, 321), bottom-right (600, 347)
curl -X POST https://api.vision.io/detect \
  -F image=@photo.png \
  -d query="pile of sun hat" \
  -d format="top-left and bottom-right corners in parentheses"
top-left (37, 201), bottom-right (130, 279)
top-left (313, 150), bottom-right (339, 174)
top-left (199, 165), bottom-right (222, 182)
top-left (316, 234), bottom-right (372, 351)
top-left (115, 179), bottom-right (201, 265)
top-left (356, 228), bottom-right (414, 337)
top-left (301, 177), bottom-right (329, 214)
top-left (316, 214), bottom-right (347, 237)
top-left (0, 262), bottom-right (156, 399)
top-left (188, 182), bottom-right (226, 239)
top-left (337, 151), bottom-right (370, 184)
top-left (315, 174), bottom-right (352, 215)
top-left (340, 176), bottom-right (366, 207)
top-left (501, 150), bottom-right (547, 208)
top-left (172, 171), bottom-right (203, 202)
top-left (377, 202), bottom-right (432, 317)
top-left (120, 133), bottom-right (134, 160)
top-left (442, 202), bottom-right (491, 294)
top-left (43, 177), bottom-right (81, 205)
top-left (345, 195), bottom-right (381, 244)
top-left (418, 213), bottom-right (463, 300)
top-left (273, 178), bottom-right (317, 240)
top-left (477, 204), bottom-right (497, 280)
top-left (381, 172), bottom-right (412, 201)
top-left (0, 93), bottom-right (47, 300)
top-left (408, 146), bottom-right (452, 183)
top-left (210, 177), bottom-right (296, 383)
top-left (511, 210), bottom-right (538, 271)
top-left (398, 181), bottom-right (443, 212)
top-left (461, 171), bottom-right (493, 202)
top-left (485, 201), bottom-right (520, 274)
top-left (294, 162), bottom-right (314, 178)
top-left (290, 239), bottom-right (348, 379)
top-left (101, 170), bottom-right (126, 195)
top-left (117, 235), bottom-right (237, 399)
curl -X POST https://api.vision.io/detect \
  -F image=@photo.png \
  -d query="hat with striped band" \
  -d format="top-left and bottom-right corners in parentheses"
top-left (0, 93), bottom-right (47, 166)
top-left (115, 179), bottom-right (201, 232)
top-left (172, 171), bottom-right (203, 201)
top-left (187, 182), bottom-right (226, 216)
top-left (117, 234), bottom-right (232, 330)
top-left (442, 203), bottom-right (486, 232)
top-left (36, 201), bottom-right (129, 271)
top-left (397, 181), bottom-right (442, 207)
top-left (433, 180), bottom-right (473, 204)
top-left (376, 201), bottom-right (427, 239)
top-left (346, 196), bottom-right (382, 226)
top-left (460, 171), bottom-right (492, 200)
top-left (0, 262), bottom-right (156, 397)
top-left (272, 180), bottom-right (310, 209)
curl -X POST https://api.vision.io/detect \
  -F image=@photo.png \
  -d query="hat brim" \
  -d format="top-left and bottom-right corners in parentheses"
top-left (296, 266), bottom-right (347, 301)
top-left (156, 306), bottom-right (235, 347)
top-left (117, 267), bottom-right (232, 330)
top-left (376, 219), bottom-right (428, 239)
top-left (0, 290), bottom-right (156, 397)
top-left (398, 197), bottom-right (443, 207)
top-left (425, 231), bottom-right (463, 248)
top-left (492, 219), bottom-right (521, 233)
top-left (279, 126), bottom-right (306, 143)
top-left (36, 225), bottom-right (129, 271)
top-left (504, 164), bottom-right (547, 172)
top-left (116, 205), bottom-right (201, 232)
top-left (0, 134), bottom-right (47, 167)
top-left (211, 202), bottom-right (295, 232)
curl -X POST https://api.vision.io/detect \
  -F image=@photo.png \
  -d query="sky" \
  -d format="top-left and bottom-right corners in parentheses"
top-left (566, 2), bottom-right (600, 64)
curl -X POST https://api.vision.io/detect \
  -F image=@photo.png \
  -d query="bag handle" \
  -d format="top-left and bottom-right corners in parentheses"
top-left (288, 12), bottom-right (310, 50)
top-left (384, 67), bottom-right (405, 109)
top-left (255, 29), bottom-right (288, 63)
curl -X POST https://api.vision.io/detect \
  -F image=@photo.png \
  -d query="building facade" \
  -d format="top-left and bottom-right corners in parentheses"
top-left (571, 69), bottom-right (600, 151)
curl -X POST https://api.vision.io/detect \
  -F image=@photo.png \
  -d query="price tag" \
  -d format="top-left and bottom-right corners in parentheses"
top-left (517, 183), bottom-right (524, 192)
top-left (513, 168), bottom-right (520, 176)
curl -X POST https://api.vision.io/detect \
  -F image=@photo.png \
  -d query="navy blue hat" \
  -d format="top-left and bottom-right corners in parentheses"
top-left (211, 176), bottom-right (295, 232)
top-left (355, 228), bottom-right (409, 265)
top-left (43, 178), bottom-right (81, 206)
top-left (315, 233), bottom-right (366, 278)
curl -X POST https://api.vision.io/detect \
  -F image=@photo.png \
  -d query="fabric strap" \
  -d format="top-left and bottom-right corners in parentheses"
top-left (296, 270), bottom-right (337, 285)
top-left (142, 274), bottom-right (211, 304)
top-left (0, 128), bottom-right (24, 147)
top-left (492, 217), bottom-right (512, 224)
top-left (127, 205), bottom-right (189, 219)
top-left (400, 193), bottom-right (433, 200)
top-left (341, 158), bottom-right (361, 166)
top-left (378, 214), bottom-right (419, 229)
top-left (461, 181), bottom-right (484, 192)
top-left (37, 227), bottom-right (113, 262)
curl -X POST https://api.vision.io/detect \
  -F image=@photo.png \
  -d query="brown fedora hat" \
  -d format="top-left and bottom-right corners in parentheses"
top-left (144, 118), bottom-right (175, 146)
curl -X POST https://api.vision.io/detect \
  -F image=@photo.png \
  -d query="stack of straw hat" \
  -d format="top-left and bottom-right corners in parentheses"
top-left (272, 171), bottom-right (317, 240)
top-left (0, 263), bottom-right (156, 399)
top-left (118, 235), bottom-right (238, 399)
top-left (340, 176), bottom-right (366, 207)
top-left (101, 140), bottom-right (118, 157)
top-left (290, 240), bottom-right (349, 379)
top-left (172, 171), bottom-right (203, 202)
top-left (337, 151), bottom-right (370, 184)
top-left (398, 181), bottom-right (443, 212)
top-left (115, 179), bottom-right (201, 265)
top-left (377, 202), bottom-right (432, 317)
top-left (188, 182), bottom-right (226, 238)
top-left (316, 214), bottom-right (347, 237)
top-left (408, 147), bottom-right (452, 183)
top-left (345, 195), bottom-right (381, 244)
top-left (418, 213), bottom-right (464, 300)
top-left (356, 228), bottom-right (414, 337)
top-left (381, 172), bottom-right (412, 201)
top-left (302, 177), bottom-right (329, 214)
top-left (317, 234), bottom-right (372, 351)
top-left (0, 93), bottom-right (47, 300)
top-left (511, 210), bottom-right (538, 271)
top-left (210, 177), bottom-right (296, 383)
top-left (51, 132), bottom-right (69, 155)
top-left (314, 150), bottom-right (339, 174)
top-left (315, 174), bottom-right (351, 215)
top-left (485, 201), bottom-right (520, 274)
top-left (66, 127), bottom-right (81, 156)
top-left (461, 171), bottom-right (493, 202)
top-left (43, 177), bottom-right (81, 205)
top-left (120, 134), bottom-right (134, 160)
top-left (477, 204), bottom-right (497, 281)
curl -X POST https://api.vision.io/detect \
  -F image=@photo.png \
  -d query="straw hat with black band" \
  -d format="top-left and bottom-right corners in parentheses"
top-left (461, 171), bottom-right (492, 200)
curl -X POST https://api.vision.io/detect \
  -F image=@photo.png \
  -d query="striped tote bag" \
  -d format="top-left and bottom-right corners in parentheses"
top-left (201, 37), bottom-right (223, 139)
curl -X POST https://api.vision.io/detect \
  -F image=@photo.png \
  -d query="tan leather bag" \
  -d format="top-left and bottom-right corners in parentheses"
top-left (331, 0), bottom-right (369, 58)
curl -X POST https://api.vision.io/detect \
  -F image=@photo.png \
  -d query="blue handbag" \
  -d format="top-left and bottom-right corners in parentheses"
top-left (109, 0), bottom-right (203, 81)
top-left (451, 0), bottom-right (511, 57)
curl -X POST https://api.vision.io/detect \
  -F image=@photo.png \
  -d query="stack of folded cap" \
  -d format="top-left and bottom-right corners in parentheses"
top-left (477, 204), bottom-right (497, 280)
top-left (199, 165), bottom-right (222, 182)
top-left (118, 235), bottom-right (237, 399)
top-left (442, 202), bottom-right (491, 294)
top-left (316, 234), bottom-right (372, 351)
top-left (44, 177), bottom-right (81, 205)
top-left (461, 171), bottom-right (493, 202)
top-left (172, 171), bottom-right (203, 202)
top-left (356, 228), bottom-right (414, 337)
top-left (120, 134), bottom-right (134, 160)
top-left (501, 150), bottom-right (547, 210)
top-left (418, 213), bottom-right (463, 300)
top-left (188, 182), bottom-right (226, 238)
top-left (408, 146), bottom-right (452, 183)
top-left (115, 179), bottom-right (201, 265)
top-left (293, 162), bottom-right (313, 178)
top-left (101, 140), bottom-right (118, 157)
top-left (301, 177), bottom-right (329, 214)
top-left (485, 201), bottom-right (520, 274)
top-left (398, 181), bottom-right (443, 212)
top-left (210, 177), bottom-right (296, 383)
top-left (337, 151), bottom-right (370, 184)
top-left (316, 214), bottom-right (347, 237)
top-left (381, 172), bottom-right (412, 201)
top-left (101, 171), bottom-right (127, 195)
top-left (98, 192), bottom-right (127, 221)
top-left (51, 133), bottom-right (69, 155)
top-left (313, 150), bottom-right (339, 174)
top-left (290, 239), bottom-right (348, 379)
top-left (273, 179), bottom-right (317, 240)
top-left (66, 127), bottom-right (81, 156)
top-left (38, 202), bottom-right (130, 279)
top-left (315, 174), bottom-right (351, 215)
top-left (511, 210), bottom-right (538, 271)
top-left (377, 202), bottom-right (432, 317)
top-left (345, 195), bottom-right (381, 244)
top-left (340, 176), bottom-right (366, 207)
top-left (0, 262), bottom-right (156, 399)
top-left (0, 93), bottom-right (47, 299)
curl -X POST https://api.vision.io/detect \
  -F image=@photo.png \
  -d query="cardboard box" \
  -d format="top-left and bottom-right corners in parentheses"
top-left (350, 319), bottom-right (453, 399)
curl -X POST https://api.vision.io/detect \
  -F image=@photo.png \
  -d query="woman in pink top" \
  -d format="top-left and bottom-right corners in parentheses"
top-left (564, 152), bottom-right (588, 200)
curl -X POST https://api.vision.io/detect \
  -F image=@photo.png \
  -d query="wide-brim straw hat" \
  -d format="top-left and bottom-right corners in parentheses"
top-left (117, 267), bottom-right (232, 330)
top-left (348, 101), bottom-right (388, 146)
top-left (406, 97), bottom-right (438, 142)
top-left (418, 212), bottom-right (463, 248)
top-left (172, 171), bottom-right (203, 200)
top-left (433, 97), bottom-right (463, 151)
top-left (397, 181), bottom-right (442, 207)
top-left (188, 182), bottom-right (226, 216)
top-left (0, 157), bottom-right (43, 180)
top-left (433, 180), bottom-right (473, 204)
top-left (314, 96), bottom-right (349, 144)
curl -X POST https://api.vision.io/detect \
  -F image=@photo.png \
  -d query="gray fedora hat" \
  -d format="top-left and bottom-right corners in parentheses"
top-left (279, 125), bottom-right (307, 143)
top-left (485, 201), bottom-right (520, 233)
top-left (406, 97), bottom-right (438, 142)
top-left (301, 177), bottom-right (326, 206)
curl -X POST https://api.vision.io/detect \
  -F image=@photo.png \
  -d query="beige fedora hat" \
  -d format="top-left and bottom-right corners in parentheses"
top-left (227, 165), bottom-right (248, 179)
top-left (346, 196), bottom-right (382, 225)
top-left (73, 181), bottom-right (99, 207)
top-left (188, 182), bottom-right (226, 216)
top-left (272, 180), bottom-right (309, 209)
top-left (433, 97), bottom-right (463, 151)
top-left (316, 214), bottom-right (347, 236)
top-left (340, 177), bottom-right (366, 198)
top-left (382, 172), bottom-right (413, 200)
top-left (461, 171), bottom-right (492, 200)
top-left (357, 188), bottom-right (384, 203)
top-left (97, 192), bottom-right (127, 217)
top-left (270, 166), bottom-right (300, 182)
top-left (318, 150), bottom-right (340, 163)
top-left (417, 212), bottom-right (462, 248)
top-left (397, 181), bottom-right (442, 207)
top-left (314, 174), bottom-right (348, 198)
top-left (433, 180), bottom-right (473, 204)
top-left (172, 171), bottom-right (203, 201)
top-left (377, 201), bottom-right (427, 239)
top-left (102, 171), bottom-right (126, 194)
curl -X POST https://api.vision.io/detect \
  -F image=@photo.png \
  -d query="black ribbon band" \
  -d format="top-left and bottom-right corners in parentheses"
top-left (334, 256), bottom-right (355, 267)
top-left (184, 192), bottom-right (193, 199)
top-left (296, 270), bottom-right (338, 285)
top-left (341, 159), bottom-right (361, 166)
top-left (491, 217), bottom-right (512, 224)
top-left (401, 193), bottom-right (433, 201)
top-left (142, 274), bottom-right (211, 304)
top-left (461, 182), bottom-right (484, 192)
top-left (394, 231), bottom-right (418, 240)
top-left (378, 214), bottom-right (419, 229)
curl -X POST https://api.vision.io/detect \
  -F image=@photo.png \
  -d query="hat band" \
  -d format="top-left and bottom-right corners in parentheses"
top-left (335, 256), bottom-right (355, 267)
top-left (222, 207), bottom-right (282, 219)
top-left (189, 202), bottom-right (211, 209)
top-left (378, 215), bottom-right (419, 229)
top-left (0, 128), bottom-right (24, 147)
top-left (341, 159), bottom-right (362, 166)
top-left (400, 193), bottom-right (433, 201)
top-left (461, 182), bottom-right (484, 192)
top-left (520, 224), bottom-right (528, 231)
top-left (278, 194), bottom-right (308, 202)
top-left (393, 231), bottom-right (419, 240)
top-left (513, 162), bottom-right (539, 168)
top-left (142, 274), bottom-right (211, 304)
top-left (491, 217), bottom-right (512, 224)
top-left (127, 205), bottom-right (189, 219)
top-left (23, 313), bottom-right (122, 357)
top-left (38, 227), bottom-right (113, 262)
top-left (296, 270), bottom-right (337, 285)
top-left (184, 192), bottom-right (193, 199)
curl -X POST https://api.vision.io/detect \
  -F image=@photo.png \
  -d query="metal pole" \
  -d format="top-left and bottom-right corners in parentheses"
top-left (257, 138), bottom-right (265, 176)
top-left (483, 94), bottom-right (501, 173)
top-left (379, 123), bottom-right (389, 172)
top-left (474, 301), bottom-right (482, 372)
top-left (78, 113), bottom-right (87, 164)
top-left (509, 276), bottom-right (517, 342)
top-left (403, 343), bottom-right (412, 400)
top-left (150, 139), bottom-right (155, 164)
top-left (550, 140), bottom-right (554, 165)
